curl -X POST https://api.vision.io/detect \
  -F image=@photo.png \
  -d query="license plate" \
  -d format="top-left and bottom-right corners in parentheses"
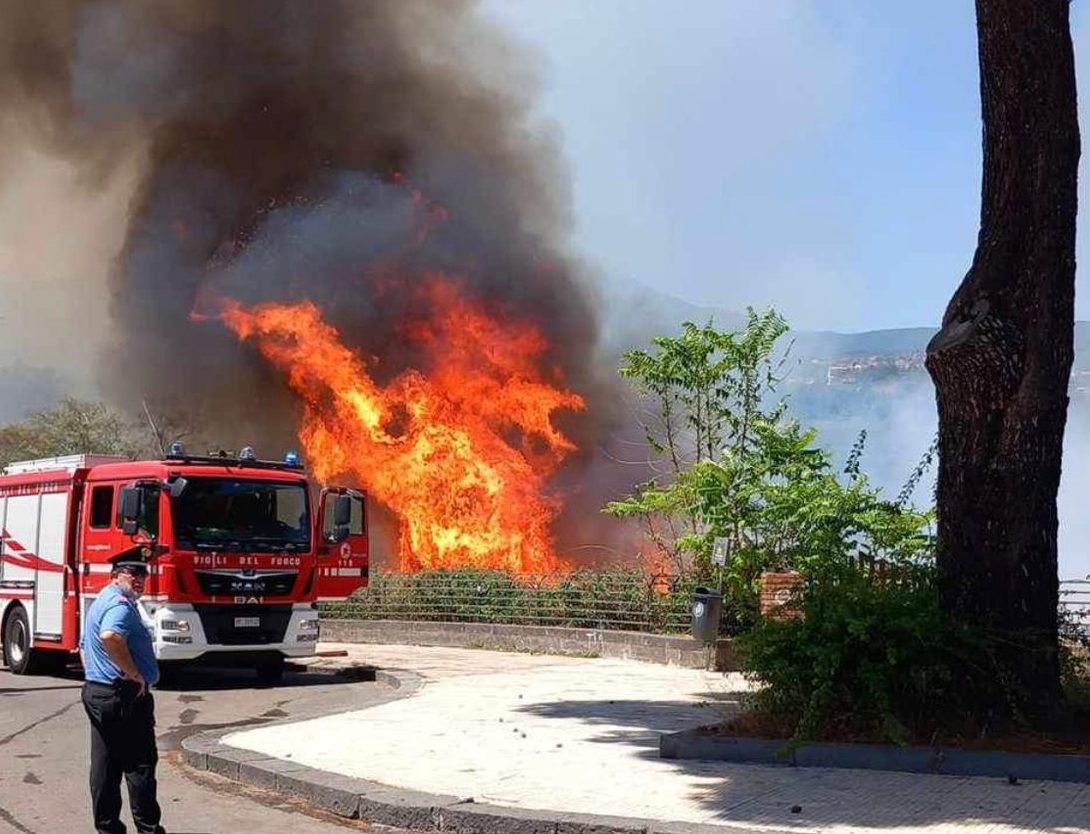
top-left (234, 616), bottom-right (260, 628)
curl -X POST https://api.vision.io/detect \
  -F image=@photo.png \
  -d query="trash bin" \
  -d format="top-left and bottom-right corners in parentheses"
top-left (691, 587), bottom-right (722, 643)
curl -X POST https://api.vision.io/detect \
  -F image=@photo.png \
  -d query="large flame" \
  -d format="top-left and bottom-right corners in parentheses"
top-left (217, 280), bottom-right (584, 573)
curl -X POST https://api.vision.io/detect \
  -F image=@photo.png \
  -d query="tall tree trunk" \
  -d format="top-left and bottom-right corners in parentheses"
top-left (925, 0), bottom-right (1080, 714)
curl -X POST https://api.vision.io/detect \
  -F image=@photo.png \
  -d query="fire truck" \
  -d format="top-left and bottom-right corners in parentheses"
top-left (0, 446), bottom-right (369, 681)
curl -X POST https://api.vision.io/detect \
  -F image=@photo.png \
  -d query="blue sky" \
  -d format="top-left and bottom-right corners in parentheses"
top-left (484, 1), bottom-right (1089, 332)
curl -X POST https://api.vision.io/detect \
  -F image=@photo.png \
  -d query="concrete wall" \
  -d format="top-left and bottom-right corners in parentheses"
top-left (321, 619), bottom-right (737, 671)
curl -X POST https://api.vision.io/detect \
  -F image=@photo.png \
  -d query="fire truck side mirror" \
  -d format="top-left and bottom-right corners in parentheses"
top-left (166, 476), bottom-right (188, 498)
top-left (119, 488), bottom-right (142, 536)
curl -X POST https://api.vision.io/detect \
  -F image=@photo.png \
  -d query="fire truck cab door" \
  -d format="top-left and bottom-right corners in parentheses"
top-left (316, 489), bottom-right (369, 602)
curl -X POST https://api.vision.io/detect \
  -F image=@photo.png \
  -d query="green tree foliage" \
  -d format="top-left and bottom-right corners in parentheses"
top-left (607, 310), bottom-right (791, 573)
top-left (0, 398), bottom-right (151, 466)
top-left (687, 427), bottom-right (933, 625)
top-left (616, 309), bottom-right (789, 469)
top-left (607, 312), bottom-right (933, 627)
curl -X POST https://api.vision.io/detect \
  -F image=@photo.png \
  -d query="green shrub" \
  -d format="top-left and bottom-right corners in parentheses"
top-left (735, 562), bottom-right (1018, 746)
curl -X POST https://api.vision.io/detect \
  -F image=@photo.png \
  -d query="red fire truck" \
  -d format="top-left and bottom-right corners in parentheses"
top-left (0, 447), bottom-right (369, 681)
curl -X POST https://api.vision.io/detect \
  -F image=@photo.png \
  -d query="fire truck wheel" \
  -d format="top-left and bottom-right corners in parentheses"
top-left (3, 605), bottom-right (43, 675)
top-left (254, 656), bottom-right (286, 685)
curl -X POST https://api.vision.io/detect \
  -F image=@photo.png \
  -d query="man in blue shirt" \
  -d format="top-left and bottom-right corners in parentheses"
top-left (80, 558), bottom-right (165, 834)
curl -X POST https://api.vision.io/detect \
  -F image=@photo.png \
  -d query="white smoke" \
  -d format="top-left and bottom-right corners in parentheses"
top-left (0, 141), bottom-right (143, 390)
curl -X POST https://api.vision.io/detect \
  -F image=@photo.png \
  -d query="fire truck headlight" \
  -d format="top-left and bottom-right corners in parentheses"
top-left (161, 619), bottom-right (191, 633)
top-left (298, 619), bottom-right (320, 632)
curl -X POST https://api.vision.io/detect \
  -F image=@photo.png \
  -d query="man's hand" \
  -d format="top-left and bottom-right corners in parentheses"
top-left (124, 668), bottom-right (148, 695)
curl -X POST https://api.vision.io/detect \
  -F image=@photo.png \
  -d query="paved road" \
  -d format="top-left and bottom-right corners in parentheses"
top-left (0, 662), bottom-right (400, 834)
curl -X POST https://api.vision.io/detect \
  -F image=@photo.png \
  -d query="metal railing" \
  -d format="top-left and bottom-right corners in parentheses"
top-left (320, 570), bottom-right (696, 634)
top-left (1061, 579), bottom-right (1090, 631)
top-left (320, 573), bottom-right (1090, 636)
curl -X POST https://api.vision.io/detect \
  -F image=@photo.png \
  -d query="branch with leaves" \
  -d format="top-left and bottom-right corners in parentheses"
top-left (607, 312), bottom-right (935, 629)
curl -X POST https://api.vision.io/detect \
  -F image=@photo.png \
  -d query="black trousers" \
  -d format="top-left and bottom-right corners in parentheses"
top-left (81, 681), bottom-right (164, 834)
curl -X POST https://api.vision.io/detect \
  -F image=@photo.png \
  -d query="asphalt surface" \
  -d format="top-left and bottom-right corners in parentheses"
top-left (0, 661), bottom-right (404, 834)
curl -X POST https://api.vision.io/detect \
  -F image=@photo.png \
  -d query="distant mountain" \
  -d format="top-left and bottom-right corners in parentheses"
top-left (789, 328), bottom-right (935, 361)
top-left (597, 280), bottom-right (1090, 580)
top-left (599, 277), bottom-right (1090, 370)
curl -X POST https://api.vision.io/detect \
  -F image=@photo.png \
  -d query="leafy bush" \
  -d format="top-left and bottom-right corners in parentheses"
top-left (684, 425), bottom-right (933, 631)
top-left (735, 562), bottom-right (1017, 745)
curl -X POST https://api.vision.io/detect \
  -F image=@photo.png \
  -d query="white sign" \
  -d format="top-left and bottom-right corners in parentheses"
top-left (712, 537), bottom-right (730, 567)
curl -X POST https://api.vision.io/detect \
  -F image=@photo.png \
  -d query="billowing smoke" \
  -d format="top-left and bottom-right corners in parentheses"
top-left (0, 0), bottom-right (633, 563)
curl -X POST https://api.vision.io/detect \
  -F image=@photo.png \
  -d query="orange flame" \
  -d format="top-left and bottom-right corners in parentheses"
top-left (217, 280), bottom-right (584, 573)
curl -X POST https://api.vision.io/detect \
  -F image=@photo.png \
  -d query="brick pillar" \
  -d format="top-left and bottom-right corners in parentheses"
top-left (759, 571), bottom-right (805, 621)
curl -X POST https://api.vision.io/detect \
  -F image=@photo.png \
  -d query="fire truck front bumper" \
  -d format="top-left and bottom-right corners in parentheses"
top-left (140, 602), bottom-right (320, 662)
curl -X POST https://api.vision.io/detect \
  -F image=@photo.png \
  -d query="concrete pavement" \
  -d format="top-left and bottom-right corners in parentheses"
top-left (222, 643), bottom-right (1090, 833)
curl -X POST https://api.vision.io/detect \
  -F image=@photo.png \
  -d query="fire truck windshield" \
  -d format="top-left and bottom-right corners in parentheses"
top-left (171, 478), bottom-right (310, 552)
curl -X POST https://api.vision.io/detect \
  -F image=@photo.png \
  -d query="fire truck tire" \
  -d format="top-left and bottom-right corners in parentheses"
top-left (255, 656), bottom-right (286, 685)
top-left (2, 605), bottom-right (46, 675)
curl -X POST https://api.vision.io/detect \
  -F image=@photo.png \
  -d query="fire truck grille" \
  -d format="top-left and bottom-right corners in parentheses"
top-left (195, 571), bottom-right (298, 598)
top-left (193, 604), bottom-right (293, 645)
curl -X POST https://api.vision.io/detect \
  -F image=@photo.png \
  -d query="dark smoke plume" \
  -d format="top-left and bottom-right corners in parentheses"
top-left (0, 0), bottom-right (636, 563)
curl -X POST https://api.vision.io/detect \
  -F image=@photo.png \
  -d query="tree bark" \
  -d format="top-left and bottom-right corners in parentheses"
top-left (925, 0), bottom-right (1080, 713)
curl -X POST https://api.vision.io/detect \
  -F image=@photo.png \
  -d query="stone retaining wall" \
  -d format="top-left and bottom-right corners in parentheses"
top-left (321, 618), bottom-right (736, 671)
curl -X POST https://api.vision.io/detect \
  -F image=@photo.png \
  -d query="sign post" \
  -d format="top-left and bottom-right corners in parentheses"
top-left (712, 537), bottom-right (729, 592)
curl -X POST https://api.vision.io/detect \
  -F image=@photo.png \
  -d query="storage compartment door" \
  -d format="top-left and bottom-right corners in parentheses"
top-left (34, 492), bottom-right (69, 637)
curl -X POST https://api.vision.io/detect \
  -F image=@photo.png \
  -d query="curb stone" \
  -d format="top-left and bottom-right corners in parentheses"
top-left (180, 668), bottom-right (771, 834)
top-left (660, 727), bottom-right (1090, 784)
